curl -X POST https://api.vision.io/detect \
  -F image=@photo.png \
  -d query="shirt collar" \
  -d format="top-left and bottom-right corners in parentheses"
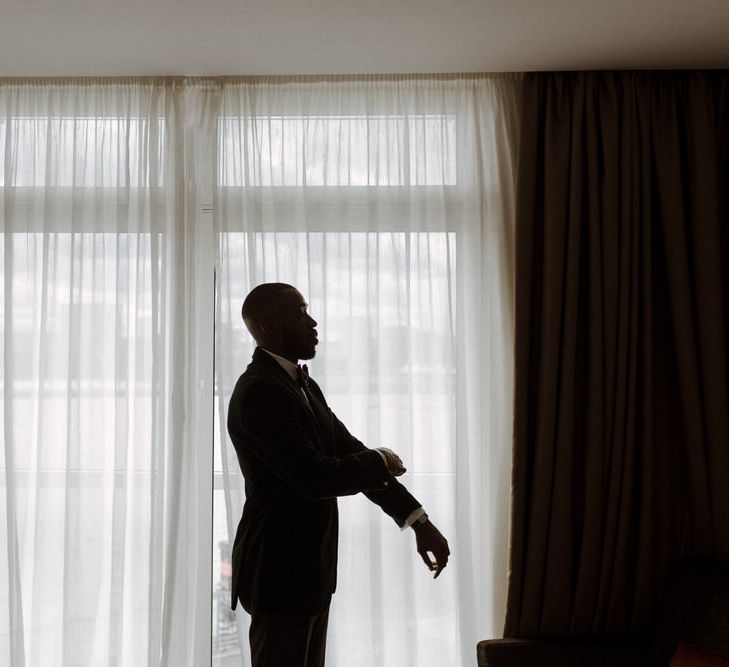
top-left (260, 348), bottom-right (299, 382)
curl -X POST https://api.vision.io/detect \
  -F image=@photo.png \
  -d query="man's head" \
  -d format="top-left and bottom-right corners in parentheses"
top-left (241, 283), bottom-right (318, 363)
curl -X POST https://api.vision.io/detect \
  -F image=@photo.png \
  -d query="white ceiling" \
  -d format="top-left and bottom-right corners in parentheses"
top-left (2, 0), bottom-right (729, 76)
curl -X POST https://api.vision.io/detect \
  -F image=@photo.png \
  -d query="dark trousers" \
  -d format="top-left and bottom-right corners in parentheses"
top-left (249, 608), bottom-right (330, 667)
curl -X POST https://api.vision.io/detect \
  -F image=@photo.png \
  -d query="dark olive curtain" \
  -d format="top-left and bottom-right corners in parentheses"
top-left (505, 71), bottom-right (729, 638)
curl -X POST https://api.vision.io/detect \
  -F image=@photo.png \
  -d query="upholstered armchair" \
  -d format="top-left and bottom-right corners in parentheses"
top-left (477, 558), bottom-right (729, 667)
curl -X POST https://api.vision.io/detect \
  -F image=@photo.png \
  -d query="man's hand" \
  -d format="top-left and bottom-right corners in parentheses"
top-left (414, 520), bottom-right (450, 578)
top-left (377, 447), bottom-right (407, 477)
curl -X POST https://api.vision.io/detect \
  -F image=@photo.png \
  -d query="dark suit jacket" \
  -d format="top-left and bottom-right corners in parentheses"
top-left (227, 347), bottom-right (422, 615)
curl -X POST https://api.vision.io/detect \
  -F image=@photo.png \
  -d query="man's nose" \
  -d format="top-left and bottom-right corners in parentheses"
top-left (308, 315), bottom-right (318, 327)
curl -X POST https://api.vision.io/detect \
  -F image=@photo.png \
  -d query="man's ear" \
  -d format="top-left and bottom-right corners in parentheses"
top-left (259, 319), bottom-right (275, 337)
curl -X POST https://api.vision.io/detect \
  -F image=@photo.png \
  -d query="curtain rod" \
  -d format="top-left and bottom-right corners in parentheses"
top-left (0, 72), bottom-right (521, 86)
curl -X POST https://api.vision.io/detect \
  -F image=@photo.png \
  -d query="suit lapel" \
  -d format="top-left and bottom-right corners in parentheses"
top-left (251, 348), bottom-right (332, 451)
top-left (302, 388), bottom-right (334, 452)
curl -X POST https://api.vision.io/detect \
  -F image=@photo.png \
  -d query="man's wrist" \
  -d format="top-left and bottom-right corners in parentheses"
top-left (410, 512), bottom-right (429, 530)
top-left (400, 507), bottom-right (427, 531)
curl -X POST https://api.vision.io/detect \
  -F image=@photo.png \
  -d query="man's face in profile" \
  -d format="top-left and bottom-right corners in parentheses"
top-left (276, 288), bottom-right (319, 361)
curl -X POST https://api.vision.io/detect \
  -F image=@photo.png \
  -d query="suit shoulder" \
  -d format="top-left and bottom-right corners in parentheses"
top-left (232, 369), bottom-right (271, 396)
top-left (230, 366), bottom-right (295, 406)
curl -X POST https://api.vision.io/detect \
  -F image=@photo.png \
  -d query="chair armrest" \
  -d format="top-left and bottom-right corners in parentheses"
top-left (476, 638), bottom-right (653, 667)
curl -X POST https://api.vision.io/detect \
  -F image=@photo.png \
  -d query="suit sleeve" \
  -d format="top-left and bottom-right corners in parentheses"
top-left (229, 380), bottom-right (389, 501)
top-left (313, 389), bottom-right (423, 527)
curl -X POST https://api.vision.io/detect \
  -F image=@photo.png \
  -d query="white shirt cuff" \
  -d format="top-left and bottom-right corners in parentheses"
top-left (401, 507), bottom-right (427, 531)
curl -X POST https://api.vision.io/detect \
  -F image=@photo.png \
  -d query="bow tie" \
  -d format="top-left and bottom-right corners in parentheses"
top-left (296, 364), bottom-right (310, 389)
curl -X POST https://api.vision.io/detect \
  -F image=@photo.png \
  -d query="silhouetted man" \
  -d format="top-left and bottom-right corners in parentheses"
top-left (227, 282), bottom-right (450, 667)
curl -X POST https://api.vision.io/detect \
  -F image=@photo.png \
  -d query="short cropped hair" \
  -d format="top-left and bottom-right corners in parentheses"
top-left (241, 282), bottom-right (296, 325)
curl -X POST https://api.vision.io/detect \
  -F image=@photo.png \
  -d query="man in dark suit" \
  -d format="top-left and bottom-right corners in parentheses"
top-left (227, 282), bottom-right (450, 667)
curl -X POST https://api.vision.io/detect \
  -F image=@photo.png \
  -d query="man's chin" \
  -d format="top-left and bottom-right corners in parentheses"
top-left (300, 347), bottom-right (317, 361)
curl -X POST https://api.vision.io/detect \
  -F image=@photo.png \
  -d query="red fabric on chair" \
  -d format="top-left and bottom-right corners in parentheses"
top-left (669, 641), bottom-right (729, 667)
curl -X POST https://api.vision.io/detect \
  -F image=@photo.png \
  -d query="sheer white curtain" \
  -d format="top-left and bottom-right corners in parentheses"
top-left (212, 75), bottom-right (520, 666)
top-left (0, 79), bottom-right (213, 667)
top-left (1, 75), bottom-right (519, 667)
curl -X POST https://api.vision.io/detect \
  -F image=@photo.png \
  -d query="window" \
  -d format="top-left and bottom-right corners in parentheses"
top-left (2, 232), bottom-right (160, 665)
top-left (0, 116), bottom-right (165, 187)
top-left (213, 231), bottom-right (459, 665)
top-left (218, 115), bottom-right (456, 187)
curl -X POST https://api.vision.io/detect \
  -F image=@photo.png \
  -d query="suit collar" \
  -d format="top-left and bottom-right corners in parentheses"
top-left (259, 348), bottom-right (299, 382)
top-left (251, 347), bottom-right (310, 400)
top-left (251, 346), bottom-right (294, 382)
